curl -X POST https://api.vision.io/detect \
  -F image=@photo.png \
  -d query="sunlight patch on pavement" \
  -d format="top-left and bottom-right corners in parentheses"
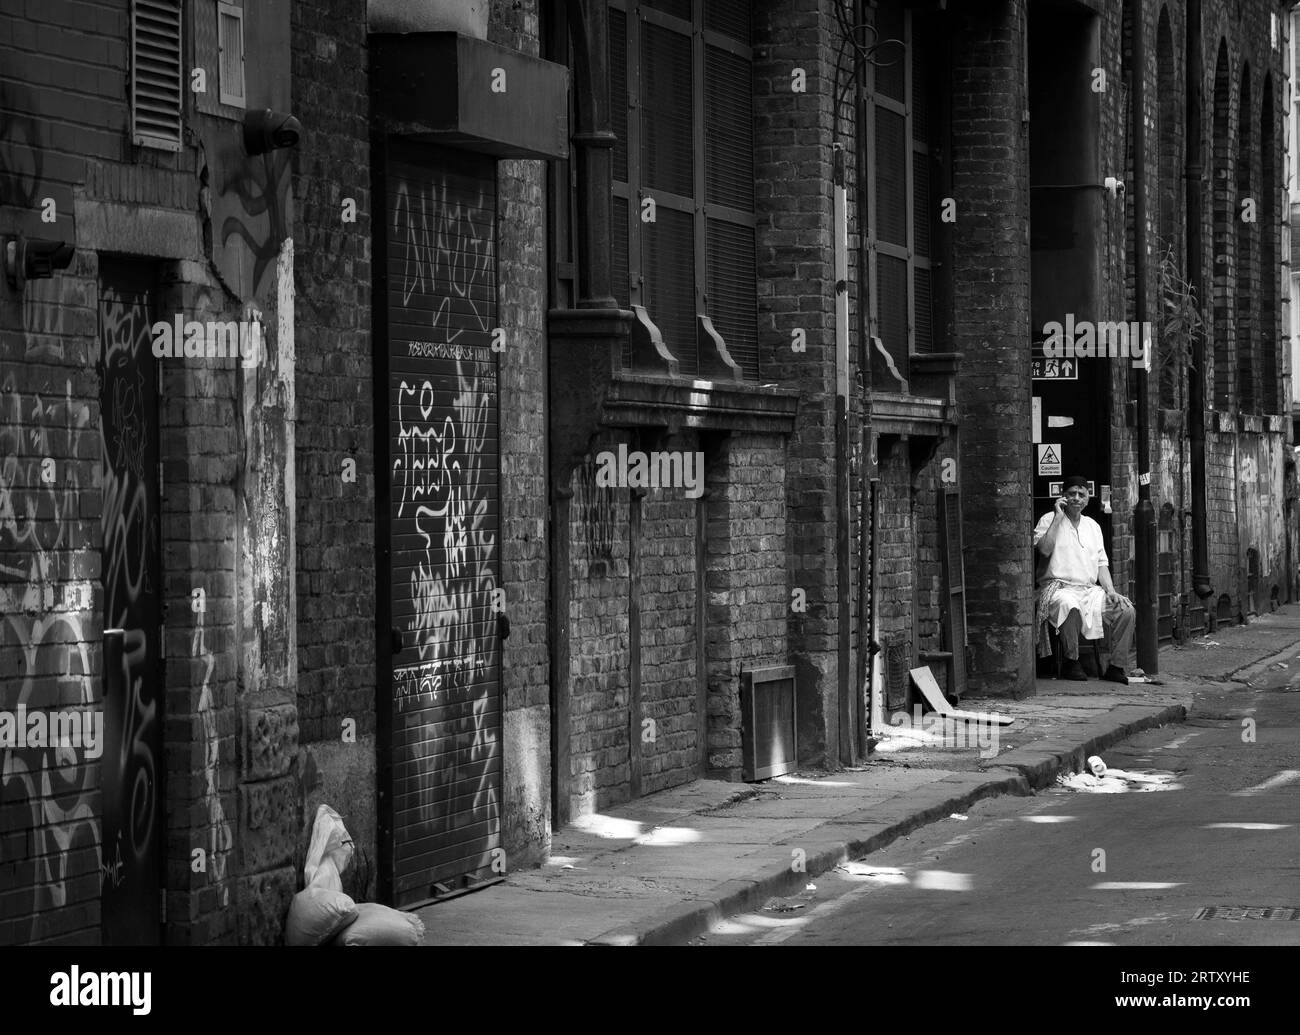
top-left (835, 863), bottom-right (909, 885)
top-left (733, 912), bottom-right (808, 930)
top-left (774, 776), bottom-right (859, 788)
top-left (570, 815), bottom-right (644, 839)
top-left (1090, 882), bottom-right (1184, 890)
top-left (913, 870), bottom-right (972, 891)
top-left (635, 826), bottom-right (702, 846)
top-left (708, 918), bottom-right (761, 936)
top-left (1232, 769), bottom-right (1300, 796)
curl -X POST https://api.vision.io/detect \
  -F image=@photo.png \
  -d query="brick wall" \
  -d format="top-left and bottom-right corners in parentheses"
top-left (157, 263), bottom-right (243, 946)
top-left (0, 0), bottom-right (131, 240)
top-left (567, 439), bottom-right (632, 816)
top-left (639, 433), bottom-right (701, 796)
top-left (0, 1), bottom-right (228, 946)
top-left (705, 434), bottom-right (788, 778)
top-left (0, 250), bottom-right (102, 945)
top-left (489, 0), bottom-right (552, 872)
top-left (290, 0), bottom-right (377, 903)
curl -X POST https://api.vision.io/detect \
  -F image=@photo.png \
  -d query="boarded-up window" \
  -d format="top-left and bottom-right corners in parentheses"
top-left (131, 0), bottom-right (183, 151)
top-left (610, 0), bottom-right (759, 380)
top-left (866, 0), bottom-right (949, 387)
top-left (217, 3), bottom-right (246, 107)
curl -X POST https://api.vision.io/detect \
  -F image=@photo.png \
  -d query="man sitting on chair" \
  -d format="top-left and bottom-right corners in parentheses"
top-left (1033, 475), bottom-right (1134, 683)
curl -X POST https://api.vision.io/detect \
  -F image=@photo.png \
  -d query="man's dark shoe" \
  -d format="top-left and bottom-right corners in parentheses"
top-left (1102, 665), bottom-right (1129, 685)
top-left (1060, 659), bottom-right (1088, 681)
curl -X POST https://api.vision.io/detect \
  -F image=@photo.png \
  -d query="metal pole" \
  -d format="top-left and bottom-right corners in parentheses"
top-left (853, 0), bottom-right (877, 750)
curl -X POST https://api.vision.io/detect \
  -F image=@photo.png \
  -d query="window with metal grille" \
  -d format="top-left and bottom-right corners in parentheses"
top-left (866, 0), bottom-right (949, 389)
top-left (131, 0), bottom-right (183, 151)
top-left (218, 2), bottom-right (246, 108)
top-left (610, 0), bottom-right (759, 380)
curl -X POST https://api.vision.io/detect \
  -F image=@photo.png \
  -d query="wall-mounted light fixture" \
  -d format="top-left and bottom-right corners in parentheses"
top-left (243, 109), bottom-right (302, 156)
top-left (3, 235), bottom-right (75, 291)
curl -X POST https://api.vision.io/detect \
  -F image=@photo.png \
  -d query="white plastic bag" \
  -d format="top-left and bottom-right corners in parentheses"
top-left (303, 804), bottom-right (353, 891)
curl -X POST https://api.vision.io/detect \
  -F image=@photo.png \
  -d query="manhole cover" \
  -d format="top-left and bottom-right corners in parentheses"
top-left (1192, 906), bottom-right (1300, 921)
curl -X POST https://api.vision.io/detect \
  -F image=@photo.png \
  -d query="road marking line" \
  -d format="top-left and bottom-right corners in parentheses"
top-left (1232, 770), bottom-right (1300, 796)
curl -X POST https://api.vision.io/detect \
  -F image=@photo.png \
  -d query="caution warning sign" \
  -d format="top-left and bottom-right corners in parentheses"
top-left (1037, 444), bottom-right (1062, 476)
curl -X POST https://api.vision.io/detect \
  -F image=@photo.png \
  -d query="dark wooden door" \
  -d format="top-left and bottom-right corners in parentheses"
top-left (380, 142), bottom-right (503, 907)
top-left (97, 260), bottom-right (163, 944)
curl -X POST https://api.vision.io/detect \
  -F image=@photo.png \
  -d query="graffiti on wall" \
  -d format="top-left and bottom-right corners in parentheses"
top-left (219, 149), bottom-right (292, 299)
top-left (392, 176), bottom-right (494, 335)
top-left (388, 166), bottom-right (500, 870)
top-left (97, 282), bottom-right (168, 940)
top-left (0, 373), bottom-right (98, 944)
top-left (574, 448), bottom-right (618, 577)
top-left (0, 81), bottom-right (44, 211)
top-left (192, 598), bottom-right (233, 904)
top-left (298, 155), bottom-right (350, 291)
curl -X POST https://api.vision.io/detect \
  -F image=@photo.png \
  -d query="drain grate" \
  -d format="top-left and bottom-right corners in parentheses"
top-left (1192, 906), bottom-right (1300, 921)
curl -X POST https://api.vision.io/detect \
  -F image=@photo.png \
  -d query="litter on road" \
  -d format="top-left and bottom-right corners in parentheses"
top-left (1056, 768), bottom-right (1179, 793)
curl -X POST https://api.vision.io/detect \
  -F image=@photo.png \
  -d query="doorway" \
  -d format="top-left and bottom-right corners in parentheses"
top-left (97, 258), bottom-right (164, 944)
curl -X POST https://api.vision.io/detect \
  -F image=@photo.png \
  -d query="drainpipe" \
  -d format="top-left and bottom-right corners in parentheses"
top-left (854, 0), bottom-right (878, 752)
top-left (1132, 0), bottom-right (1159, 673)
top-left (834, 142), bottom-right (853, 764)
top-left (1186, 0), bottom-right (1214, 612)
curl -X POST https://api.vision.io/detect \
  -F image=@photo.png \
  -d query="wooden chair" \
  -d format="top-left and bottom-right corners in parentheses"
top-left (1035, 550), bottom-right (1104, 679)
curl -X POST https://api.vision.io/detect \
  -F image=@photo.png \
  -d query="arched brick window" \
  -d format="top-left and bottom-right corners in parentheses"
top-left (1260, 74), bottom-right (1278, 414)
top-left (1236, 64), bottom-right (1257, 413)
top-left (1211, 41), bottom-right (1232, 410)
top-left (1156, 7), bottom-right (1181, 410)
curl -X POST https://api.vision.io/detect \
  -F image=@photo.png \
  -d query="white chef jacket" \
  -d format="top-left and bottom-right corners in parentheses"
top-left (1033, 511), bottom-right (1108, 586)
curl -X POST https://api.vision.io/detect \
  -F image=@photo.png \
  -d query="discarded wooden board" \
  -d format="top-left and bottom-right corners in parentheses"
top-left (909, 666), bottom-right (1014, 725)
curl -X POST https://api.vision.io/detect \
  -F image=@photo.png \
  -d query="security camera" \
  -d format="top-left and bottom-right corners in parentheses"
top-left (243, 109), bottom-right (302, 156)
top-left (4, 235), bottom-right (75, 290)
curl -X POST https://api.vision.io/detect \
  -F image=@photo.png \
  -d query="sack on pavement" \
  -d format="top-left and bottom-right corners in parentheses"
top-left (286, 804), bottom-right (359, 944)
top-left (334, 902), bottom-right (425, 946)
top-left (286, 886), bottom-right (359, 946)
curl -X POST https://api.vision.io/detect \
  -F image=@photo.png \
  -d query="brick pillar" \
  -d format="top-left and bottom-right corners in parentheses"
top-left (704, 434), bottom-right (789, 778)
top-left (951, 0), bottom-right (1035, 697)
top-left (753, 0), bottom-right (840, 762)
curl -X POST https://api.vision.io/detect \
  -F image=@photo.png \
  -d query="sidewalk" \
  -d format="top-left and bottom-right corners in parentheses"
top-left (416, 605), bottom-right (1300, 946)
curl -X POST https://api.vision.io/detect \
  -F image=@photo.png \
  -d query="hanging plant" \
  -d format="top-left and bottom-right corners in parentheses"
top-left (1153, 235), bottom-right (1204, 411)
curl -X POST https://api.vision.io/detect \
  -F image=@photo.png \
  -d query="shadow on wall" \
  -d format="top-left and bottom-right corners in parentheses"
top-left (294, 744), bottom-right (377, 902)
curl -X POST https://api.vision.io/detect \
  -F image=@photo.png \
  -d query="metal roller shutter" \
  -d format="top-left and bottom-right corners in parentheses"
top-left (384, 143), bottom-right (502, 906)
